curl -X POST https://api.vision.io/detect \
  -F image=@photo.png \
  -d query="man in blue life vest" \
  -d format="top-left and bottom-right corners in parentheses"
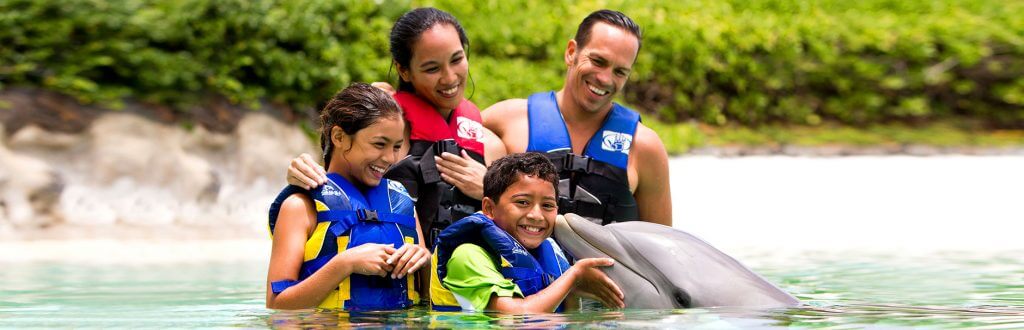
top-left (478, 9), bottom-right (672, 226)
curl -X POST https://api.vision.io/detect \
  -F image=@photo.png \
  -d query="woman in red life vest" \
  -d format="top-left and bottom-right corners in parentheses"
top-left (286, 8), bottom-right (506, 250)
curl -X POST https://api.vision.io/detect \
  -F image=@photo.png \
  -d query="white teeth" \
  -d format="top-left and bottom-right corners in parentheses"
top-left (440, 86), bottom-right (458, 96)
top-left (588, 84), bottom-right (609, 96)
top-left (370, 165), bottom-right (386, 173)
top-left (521, 225), bottom-right (543, 233)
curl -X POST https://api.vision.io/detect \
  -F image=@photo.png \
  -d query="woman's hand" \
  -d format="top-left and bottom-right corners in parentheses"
top-left (571, 258), bottom-right (625, 308)
top-left (386, 243), bottom-right (431, 279)
top-left (371, 82), bottom-right (396, 95)
top-left (287, 153), bottom-right (327, 190)
top-left (434, 150), bottom-right (486, 200)
top-left (338, 243), bottom-right (397, 277)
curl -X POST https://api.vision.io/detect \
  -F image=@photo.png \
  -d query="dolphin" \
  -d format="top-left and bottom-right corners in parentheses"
top-left (553, 213), bottom-right (799, 309)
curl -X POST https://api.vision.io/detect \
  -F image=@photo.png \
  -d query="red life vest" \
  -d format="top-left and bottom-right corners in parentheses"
top-left (394, 91), bottom-right (484, 156)
top-left (387, 91), bottom-right (486, 248)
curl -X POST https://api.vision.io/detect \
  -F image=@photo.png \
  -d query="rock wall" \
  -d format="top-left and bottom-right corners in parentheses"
top-left (0, 93), bottom-right (316, 239)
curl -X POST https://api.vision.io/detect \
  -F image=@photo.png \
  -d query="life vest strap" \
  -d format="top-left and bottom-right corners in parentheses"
top-left (317, 209), bottom-right (417, 236)
top-left (270, 279), bottom-right (300, 294)
top-left (499, 267), bottom-right (545, 282)
top-left (432, 304), bottom-right (462, 312)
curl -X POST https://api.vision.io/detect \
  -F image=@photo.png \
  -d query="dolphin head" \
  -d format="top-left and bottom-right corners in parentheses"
top-left (553, 214), bottom-right (683, 308)
top-left (553, 213), bottom-right (799, 309)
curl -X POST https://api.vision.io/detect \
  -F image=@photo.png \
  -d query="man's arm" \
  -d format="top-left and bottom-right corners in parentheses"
top-left (631, 123), bottom-right (673, 226)
top-left (481, 99), bottom-right (529, 154)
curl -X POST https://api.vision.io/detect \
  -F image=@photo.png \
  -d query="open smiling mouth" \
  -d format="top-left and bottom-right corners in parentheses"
top-left (588, 83), bottom-right (610, 96)
top-left (439, 85), bottom-right (459, 97)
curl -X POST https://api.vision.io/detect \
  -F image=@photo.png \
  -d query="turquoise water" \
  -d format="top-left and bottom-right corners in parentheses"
top-left (3, 250), bottom-right (1023, 328)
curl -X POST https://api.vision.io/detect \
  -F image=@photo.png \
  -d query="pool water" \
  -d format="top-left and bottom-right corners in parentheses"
top-left (3, 249), bottom-right (1023, 328)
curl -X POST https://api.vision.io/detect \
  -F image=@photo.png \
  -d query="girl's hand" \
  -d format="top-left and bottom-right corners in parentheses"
top-left (287, 153), bottom-right (327, 190)
top-left (387, 243), bottom-right (431, 279)
top-left (571, 258), bottom-right (625, 308)
top-left (338, 243), bottom-right (396, 277)
top-left (434, 150), bottom-right (486, 200)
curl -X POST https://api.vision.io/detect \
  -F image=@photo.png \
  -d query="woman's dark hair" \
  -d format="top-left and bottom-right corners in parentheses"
top-left (483, 153), bottom-right (560, 202)
top-left (319, 82), bottom-right (403, 169)
top-left (389, 7), bottom-right (469, 93)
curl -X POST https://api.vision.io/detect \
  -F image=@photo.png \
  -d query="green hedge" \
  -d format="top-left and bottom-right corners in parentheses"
top-left (1, 0), bottom-right (1022, 128)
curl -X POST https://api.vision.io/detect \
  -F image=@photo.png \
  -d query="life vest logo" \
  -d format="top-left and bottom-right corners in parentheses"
top-left (511, 243), bottom-right (530, 257)
top-left (387, 180), bottom-right (408, 195)
top-left (456, 116), bottom-right (484, 141)
top-left (601, 131), bottom-right (633, 154)
top-left (321, 183), bottom-right (342, 197)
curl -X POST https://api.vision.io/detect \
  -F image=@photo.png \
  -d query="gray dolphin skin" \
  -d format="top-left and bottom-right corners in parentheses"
top-left (553, 213), bottom-right (799, 309)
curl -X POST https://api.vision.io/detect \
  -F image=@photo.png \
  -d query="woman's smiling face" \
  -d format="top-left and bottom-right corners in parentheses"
top-left (399, 23), bottom-right (469, 114)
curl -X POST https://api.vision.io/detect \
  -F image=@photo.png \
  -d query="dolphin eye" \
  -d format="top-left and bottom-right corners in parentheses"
top-left (673, 290), bottom-right (691, 308)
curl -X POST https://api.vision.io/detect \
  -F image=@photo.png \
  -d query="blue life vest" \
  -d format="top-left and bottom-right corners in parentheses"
top-left (267, 173), bottom-right (420, 310)
top-left (527, 91), bottom-right (641, 224)
top-left (429, 213), bottom-right (570, 312)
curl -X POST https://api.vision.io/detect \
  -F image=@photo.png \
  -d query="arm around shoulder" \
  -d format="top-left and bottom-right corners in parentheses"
top-left (481, 99), bottom-right (527, 137)
top-left (632, 124), bottom-right (673, 226)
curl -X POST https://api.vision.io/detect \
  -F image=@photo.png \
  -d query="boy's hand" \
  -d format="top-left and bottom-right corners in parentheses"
top-left (572, 258), bottom-right (625, 309)
top-left (386, 243), bottom-right (431, 279)
top-left (287, 153), bottom-right (327, 190)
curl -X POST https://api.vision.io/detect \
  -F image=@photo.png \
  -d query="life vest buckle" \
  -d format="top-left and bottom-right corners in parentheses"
top-left (357, 209), bottom-right (380, 222)
top-left (562, 154), bottom-right (592, 173)
top-left (433, 139), bottom-right (461, 156)
top-left (557, 196), bottom-right (577, 212)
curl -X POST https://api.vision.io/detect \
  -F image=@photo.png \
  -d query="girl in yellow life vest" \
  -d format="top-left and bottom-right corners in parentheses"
top-left (266, 83), bottom-right (431, 310)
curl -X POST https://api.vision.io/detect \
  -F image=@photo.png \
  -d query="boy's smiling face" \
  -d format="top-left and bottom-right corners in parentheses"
top-left (482, 174), bottom-right (558, 250)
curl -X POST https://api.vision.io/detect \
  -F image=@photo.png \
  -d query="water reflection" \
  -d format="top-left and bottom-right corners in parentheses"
top-left (2, 249), bottom-right (1023, 328)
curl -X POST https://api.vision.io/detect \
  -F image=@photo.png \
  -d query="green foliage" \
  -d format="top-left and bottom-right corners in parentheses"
top-left (1, 0), bottom-right (1021, 129)
top-left (0, 0), bottom-right (407, 110)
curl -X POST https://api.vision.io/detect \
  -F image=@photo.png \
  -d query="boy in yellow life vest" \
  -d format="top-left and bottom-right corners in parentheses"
top-left (429, 152), bottom-right (625, 312)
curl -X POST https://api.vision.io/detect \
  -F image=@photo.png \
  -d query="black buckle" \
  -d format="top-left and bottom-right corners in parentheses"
top-left (439, 187), bottom-right (456, 207)
top-left (433, 139), bottom-right (461, 156)
top-left (357, 209), bottom-right (379, 222)
top-left (562, 154), bottom-right (592, 173)
top-left (558, 197), bottom-right (577, 212)
top-left (451, 203), bottom-right (475, 217)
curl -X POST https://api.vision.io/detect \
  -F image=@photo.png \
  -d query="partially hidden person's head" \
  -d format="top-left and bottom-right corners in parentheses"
top-left (563, 9), bottom-right (642, 115)
top-left (481, 153), bottom-right (560, 249)
top-left (320, 82), bottom-right (405, 187)
top-left (390, 7), bottom-right (470, 113)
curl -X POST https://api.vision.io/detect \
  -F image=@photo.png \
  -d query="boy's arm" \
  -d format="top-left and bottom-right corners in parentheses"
top-left (486, 258), bottom-right (622, 313)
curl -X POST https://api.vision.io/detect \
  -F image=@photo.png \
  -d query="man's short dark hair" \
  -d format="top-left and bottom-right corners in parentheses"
top-left (573, 9), bottom-right (642, 51)
top-left (483, 153), bottom-right (559, 202)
